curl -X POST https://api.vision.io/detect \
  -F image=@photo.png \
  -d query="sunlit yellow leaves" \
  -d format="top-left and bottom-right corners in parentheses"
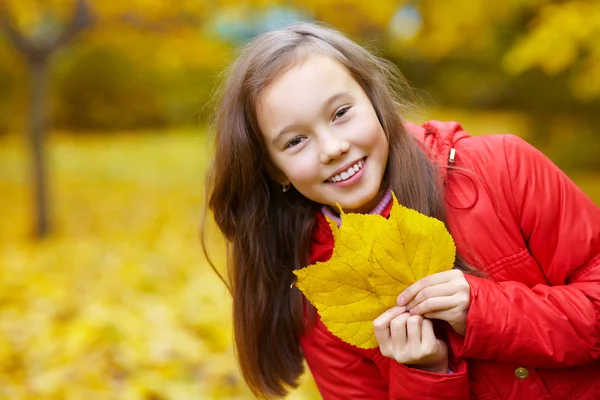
top-left (1, 0), bottom-right (213, 30)
top-left (92, 0), bottom-right (214, 25)
top-left (503, 1), bottom-right (600, 100)
top-left (294, 193), bottom-right (455, 349)
top-left (0, 132), bottom-right (326, 399)
top-left (504, 1), bottom-right (600, 75)
top-left (292, 0), bottom-right (399, 37)
top-left (570, 57), bottom-right (600, 100)
top-left (412, 0), bottom-right (496, 59)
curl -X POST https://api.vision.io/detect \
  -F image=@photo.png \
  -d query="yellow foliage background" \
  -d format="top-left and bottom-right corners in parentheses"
top-left (0, 0), bottom-right (599, 398)
top-left (0, 131), bottom-right (324, 399)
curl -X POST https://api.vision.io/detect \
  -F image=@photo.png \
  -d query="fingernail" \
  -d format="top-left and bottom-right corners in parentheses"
top-left (408, 309), bottom-right (415, 315)
top-left (397, 296), bottom-right (406, 306)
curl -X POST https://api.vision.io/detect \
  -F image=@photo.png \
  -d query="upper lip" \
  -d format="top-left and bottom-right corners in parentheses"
top-left (326, 157), bottom-right (365, 181)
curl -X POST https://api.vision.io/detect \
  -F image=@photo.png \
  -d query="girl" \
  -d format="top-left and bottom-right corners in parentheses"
top-left (203, 22), bottom-right (600, 399)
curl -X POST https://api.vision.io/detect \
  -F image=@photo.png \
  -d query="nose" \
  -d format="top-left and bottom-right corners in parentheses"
top-left (319, 130), bottom-right (350, 164)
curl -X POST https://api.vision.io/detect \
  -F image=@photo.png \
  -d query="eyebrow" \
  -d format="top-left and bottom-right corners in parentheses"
top-left (271, 90), bottom-right (352, 146)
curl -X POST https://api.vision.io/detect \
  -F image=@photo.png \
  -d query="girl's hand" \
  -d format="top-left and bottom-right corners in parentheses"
top-left (397, 270), bottom-right (471, 336)
top-left (374, 306), bottom-right (448, 373)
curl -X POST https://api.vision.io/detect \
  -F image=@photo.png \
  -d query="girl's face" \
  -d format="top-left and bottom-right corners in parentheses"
top-left (257, 54), bottom-right (389, 213)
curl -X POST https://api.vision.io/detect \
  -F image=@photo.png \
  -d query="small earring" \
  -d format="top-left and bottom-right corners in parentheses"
top-left (282, 183), bottom-right (291, 193)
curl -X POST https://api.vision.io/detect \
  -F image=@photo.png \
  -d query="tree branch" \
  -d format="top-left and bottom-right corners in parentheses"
top-left (50, 0), bottom-right (96, 52)
top-left (0, 4), bottom-right (36, 57)
top-left (0, 0), bottom-right (95, 62)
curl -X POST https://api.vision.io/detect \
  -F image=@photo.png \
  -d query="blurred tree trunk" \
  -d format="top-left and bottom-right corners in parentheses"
top-left (0, 0), bottom-right (94, 238)
top-left (28, 59), bottom-right (50, 237)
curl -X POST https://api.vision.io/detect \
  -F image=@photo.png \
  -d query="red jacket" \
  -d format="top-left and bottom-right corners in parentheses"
top-left (299, 121), bottom-right (600, 400)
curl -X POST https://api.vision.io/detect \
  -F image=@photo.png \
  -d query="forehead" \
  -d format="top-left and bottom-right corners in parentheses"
top-left (257, 54), bottom-right (360, 127)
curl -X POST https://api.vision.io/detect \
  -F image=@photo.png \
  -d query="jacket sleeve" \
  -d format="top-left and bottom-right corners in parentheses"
top-left (450, 134), bottom-right (600, 367)
top-left (301, 317), bottom-right (470, 400)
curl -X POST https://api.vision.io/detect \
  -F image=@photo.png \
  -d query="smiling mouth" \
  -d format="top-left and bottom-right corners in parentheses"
top-left (327, 158), bottom-right (366, 183)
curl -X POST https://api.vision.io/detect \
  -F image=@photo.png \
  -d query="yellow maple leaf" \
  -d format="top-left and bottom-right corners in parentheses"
top-left (294, 192), bottom-right (455, 349)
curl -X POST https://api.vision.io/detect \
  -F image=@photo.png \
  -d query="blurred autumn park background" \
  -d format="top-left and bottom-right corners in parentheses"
top-left (0, 0), bottom-right (599, 398)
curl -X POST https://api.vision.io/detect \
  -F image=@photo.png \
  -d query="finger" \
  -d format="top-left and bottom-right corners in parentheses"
top-left (422, 310), bottom-right (450, 321)
top-left (397, 270), bottom-right (456, 306)
top-left (405, 283), bottom-right (457, 311)
top-left (410, 296), bottom-right (455, 316)
top-left (374, 306), bottom-right (406, 343)
top-left (420, 318), bottom-right (436, 348)
top-left (406, 315), bottom-right (423, 346)
top-left (390, 312), bottom-right (410, 345)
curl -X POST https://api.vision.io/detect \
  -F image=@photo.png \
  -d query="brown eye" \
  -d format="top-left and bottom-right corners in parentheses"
top-left (286, 136), bottom-right (306, 149)
top-left (333, 106), bottom-right (350, 121)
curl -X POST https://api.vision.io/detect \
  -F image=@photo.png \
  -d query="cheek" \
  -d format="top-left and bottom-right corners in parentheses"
top-left (350, 110), bottom-right (385, 146)
top-left (277, 153), bottom-right (320, 185)
top-left (295, 160), bottom-right (320, 183)
top-left (377, 128), bottom-right (389, 154)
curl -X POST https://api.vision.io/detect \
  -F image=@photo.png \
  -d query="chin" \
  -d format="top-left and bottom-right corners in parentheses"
top-left (340, 197), bottom-right (376, 214)
top-left (351, 190), bottom-right (382, 213)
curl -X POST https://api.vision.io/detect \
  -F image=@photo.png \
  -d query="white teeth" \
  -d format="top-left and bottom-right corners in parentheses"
top-left (328, 159), bottom-right (365, 183)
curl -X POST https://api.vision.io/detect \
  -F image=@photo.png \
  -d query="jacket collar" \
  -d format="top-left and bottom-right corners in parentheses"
top-left (404, 120), bottom-right (469, 184)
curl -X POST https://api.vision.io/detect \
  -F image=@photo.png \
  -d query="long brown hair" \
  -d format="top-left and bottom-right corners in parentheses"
top-left (203, 22), bottom-right (478, 398)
